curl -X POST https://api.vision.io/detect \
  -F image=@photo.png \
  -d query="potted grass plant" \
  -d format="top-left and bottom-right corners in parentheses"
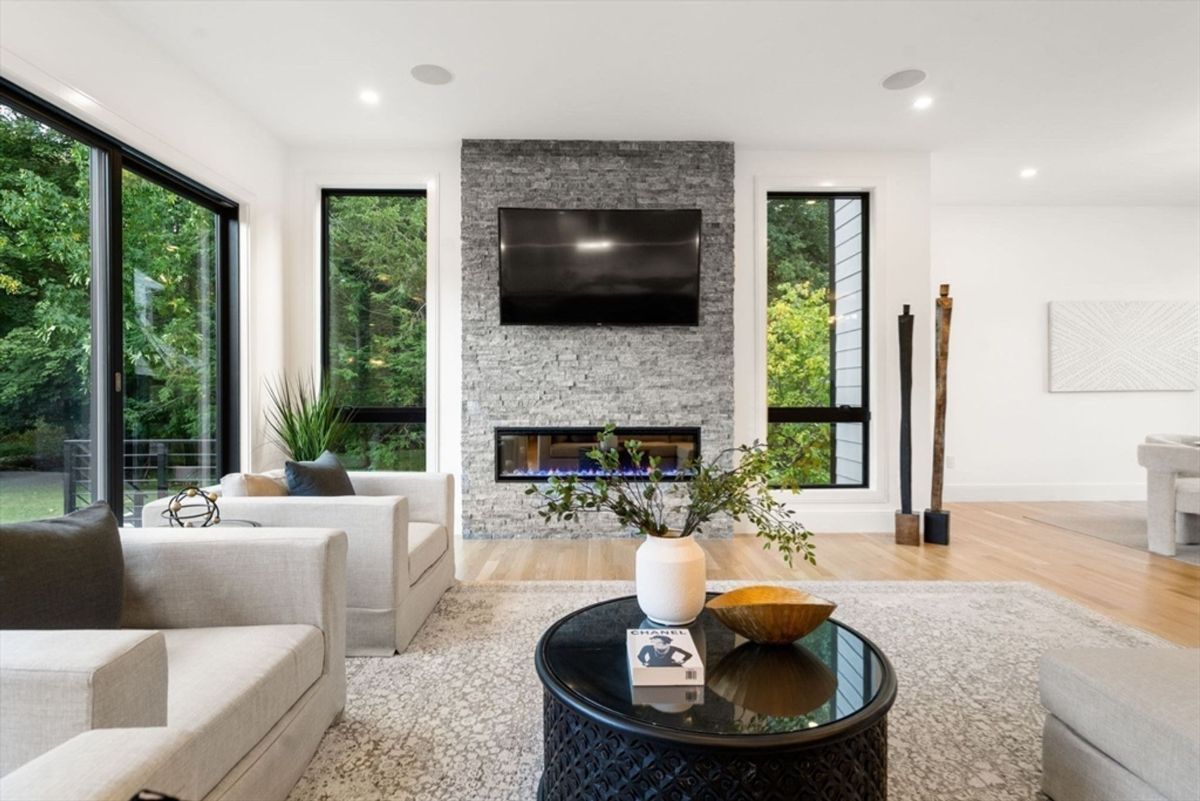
top-left (264, 375), bottom-right (348, 462)
top-left (527, 425), bottom-right (815, 624)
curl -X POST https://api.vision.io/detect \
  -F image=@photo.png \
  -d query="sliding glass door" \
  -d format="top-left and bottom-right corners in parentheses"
top-left (0, 102), bottom-right (96, 522)
top-left (122, 169), bottom-right (222, 519)
top-left (0, 80), bottom-right (238, 525)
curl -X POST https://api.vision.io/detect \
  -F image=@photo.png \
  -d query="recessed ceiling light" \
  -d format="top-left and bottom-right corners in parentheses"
top-left (411, 64), bottom-right (453, 86)
top-left (882, 69), bottom-right (927, 91)
top-left (819, 180), bottom-right (836, 188)
top-left (912, 95), bottom-right (934, 111)
top-left (1020, 167), bottom-right (1038, 179)
top-left (359, 89), bottom-right (381, 105)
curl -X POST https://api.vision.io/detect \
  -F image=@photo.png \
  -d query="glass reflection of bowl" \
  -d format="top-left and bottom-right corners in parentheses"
top-left (708, 642), bottom-right (837, 717)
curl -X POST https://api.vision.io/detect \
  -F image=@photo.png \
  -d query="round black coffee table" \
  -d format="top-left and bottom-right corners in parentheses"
top-left (534, 594), bottom-right (896, 801)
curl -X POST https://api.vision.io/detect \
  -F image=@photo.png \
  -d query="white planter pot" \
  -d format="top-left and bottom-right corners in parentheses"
top-left (635, 533), bottom-right (707, 625)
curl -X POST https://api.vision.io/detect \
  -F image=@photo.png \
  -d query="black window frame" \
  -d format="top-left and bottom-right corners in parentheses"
top-left (0, 77), bottom-right (241, 520)
top-left (319, 188), bottom-right (429, 454)
top-left (766, 190), bottom-right (871, 490)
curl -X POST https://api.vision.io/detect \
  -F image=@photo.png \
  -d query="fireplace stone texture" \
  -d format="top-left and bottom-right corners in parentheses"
top-left (461, 140), bottom-right (735, 538)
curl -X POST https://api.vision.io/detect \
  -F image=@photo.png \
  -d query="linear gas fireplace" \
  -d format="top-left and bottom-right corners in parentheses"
top-left (495, 427), bottom-right (701, 482)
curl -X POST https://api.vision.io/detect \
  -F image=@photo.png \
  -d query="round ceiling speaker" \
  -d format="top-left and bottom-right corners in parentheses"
top-left (411, 64), bottom-right (454, 86)
top-left (881, 69), bottom-right (927, 91)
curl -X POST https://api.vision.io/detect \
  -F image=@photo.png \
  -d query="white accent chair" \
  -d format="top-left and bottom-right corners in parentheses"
top-left (0, 527), bottom-right (347, 801)
top-left (1137, 434), bottom-right (1200, 556)
top-left (144, 471), bottom-right (456, 656)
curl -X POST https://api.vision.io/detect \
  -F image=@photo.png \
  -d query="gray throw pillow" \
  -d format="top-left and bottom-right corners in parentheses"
top-left (285, 451), bottom-right (356, 496)
top-left (0, 501), bottom-right (124, 629)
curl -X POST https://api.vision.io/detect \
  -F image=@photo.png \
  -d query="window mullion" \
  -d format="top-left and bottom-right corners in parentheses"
top-left (217, 209), bottom-right (240, 474)
top-left (88, 146), bottom-right (125, 517)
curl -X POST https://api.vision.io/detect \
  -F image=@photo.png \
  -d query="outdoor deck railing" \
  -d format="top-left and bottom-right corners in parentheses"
top-left (62, 438), bottom-right (218, 524)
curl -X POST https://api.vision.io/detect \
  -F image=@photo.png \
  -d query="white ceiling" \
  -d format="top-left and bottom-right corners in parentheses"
top-left (104, 0), bottom-right (1200, 205)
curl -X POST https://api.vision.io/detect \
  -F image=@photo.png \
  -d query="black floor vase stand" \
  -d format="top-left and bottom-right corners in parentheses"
top-left (925, 284), bottom-right (953, 545)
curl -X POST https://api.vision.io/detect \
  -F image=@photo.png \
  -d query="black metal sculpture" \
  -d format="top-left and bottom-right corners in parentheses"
top-left (925, 284), bottom-right (954, 545)
top-left (161, 486), bottom-right (220, 528)
top-left (895, 304), bottom-right (920, 545)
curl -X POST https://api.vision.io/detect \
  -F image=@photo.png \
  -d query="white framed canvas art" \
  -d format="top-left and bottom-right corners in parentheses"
top-left (1048, 301), bottom-right (1199, 392)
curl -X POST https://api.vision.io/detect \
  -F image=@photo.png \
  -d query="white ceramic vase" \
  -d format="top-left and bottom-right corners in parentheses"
top-left (635, 533), bottom-right (707, 625)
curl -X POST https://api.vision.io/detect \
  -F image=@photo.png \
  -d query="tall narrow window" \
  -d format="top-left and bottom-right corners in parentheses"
top-left (0, 80), bottom-right (239, 524)
top-left (766, 192), bottom-right (870, 488)
top-left (0, 102), bottom-right (95, 522)
top-left (322, 189), bottom-right (427, 470)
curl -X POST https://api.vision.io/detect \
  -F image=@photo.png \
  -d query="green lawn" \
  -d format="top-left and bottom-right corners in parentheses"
top-left (0, 471), bottom-right (67, 523)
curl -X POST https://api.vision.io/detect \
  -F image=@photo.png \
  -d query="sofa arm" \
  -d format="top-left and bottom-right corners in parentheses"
top-left (1138, 443), bottom-right (1200, 475)
top-left (0, 728), bottom-right (193, 801)
top-left (350, 472), bottom-right (454, 533)
top-left (0, 630), bottom-right (167, 777)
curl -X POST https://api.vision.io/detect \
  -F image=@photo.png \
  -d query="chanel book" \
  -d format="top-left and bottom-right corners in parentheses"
top-left (626, 628), bottom-right (704, 686)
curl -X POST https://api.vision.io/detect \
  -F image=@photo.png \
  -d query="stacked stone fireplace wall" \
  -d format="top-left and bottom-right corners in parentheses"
top-left (461, 139), bottom-right (735, 538)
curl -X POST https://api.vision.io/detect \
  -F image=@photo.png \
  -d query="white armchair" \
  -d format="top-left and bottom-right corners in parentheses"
top-left (143, 471), bottom-right (455, 656)
top-left (1137, 434), bottom-right (1200, 556)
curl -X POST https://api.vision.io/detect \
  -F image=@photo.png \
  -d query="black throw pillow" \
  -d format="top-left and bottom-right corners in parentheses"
top-left (285, 450), bottom-right (356, 496)
top-left (0, 501), bottom-right (124, 629)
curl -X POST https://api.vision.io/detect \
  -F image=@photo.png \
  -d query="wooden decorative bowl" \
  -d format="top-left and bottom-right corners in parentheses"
top-left (706, 585), bottom-right (837, 645)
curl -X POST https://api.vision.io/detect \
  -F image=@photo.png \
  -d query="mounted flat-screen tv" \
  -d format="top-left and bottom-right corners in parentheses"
top-left (499, 208), bottom-right (701, 326)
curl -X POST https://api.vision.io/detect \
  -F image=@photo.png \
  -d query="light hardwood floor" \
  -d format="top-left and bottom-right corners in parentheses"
top-left (460, 502), bottom-right (1200, 647)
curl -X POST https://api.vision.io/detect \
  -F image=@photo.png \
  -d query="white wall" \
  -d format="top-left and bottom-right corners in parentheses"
top-left (0, 0), bottom-right (288, 471)
top-left (735, 150), bottom-right (933, 532)
top-left (14, 0), bottom-right (1181, 527)
top-left (282, 147), bottom-right (463, 560)
top-left (934, 206), bottom-right (1200, 501)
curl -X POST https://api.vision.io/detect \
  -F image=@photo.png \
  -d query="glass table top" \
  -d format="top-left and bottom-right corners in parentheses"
top-left (537, 594), bottom-right (889, 738)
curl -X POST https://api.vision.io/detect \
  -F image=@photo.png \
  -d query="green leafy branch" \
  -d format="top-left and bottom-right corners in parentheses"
top-left (526, 424), bottom-right (816, 567)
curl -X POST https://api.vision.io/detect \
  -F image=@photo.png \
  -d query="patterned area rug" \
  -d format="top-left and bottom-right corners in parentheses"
top-left (290, 581), bottom-right (1168, 801)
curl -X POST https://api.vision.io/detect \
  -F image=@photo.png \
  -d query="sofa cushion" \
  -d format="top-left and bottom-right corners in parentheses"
top-left (285, 451), bottom-right (356, 497)
top-left (0, 502), bottom-right (124, 629)
top-left (0, 727), bottom-right (197, 801)
top-left (409, 522), bottom-right (447, 584)
top-left (162, 624), bottom-right (324, 801)
top-left (1040, 648), bottom-right (1200, 800)
top-left (220, 471), bottom-right (288, 497)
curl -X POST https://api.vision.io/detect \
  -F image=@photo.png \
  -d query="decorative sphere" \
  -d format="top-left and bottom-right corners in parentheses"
top-left (161, 486), bottom-right (220, 528)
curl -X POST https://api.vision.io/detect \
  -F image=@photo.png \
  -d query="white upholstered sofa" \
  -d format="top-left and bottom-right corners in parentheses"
top-left (143, 471), bottom-right (456, 656)
top-left (0, 527), bottom-right (347, 801)
top-left (1040, 647), bottom-right (1200, 801)
top-left (1137, 434), bottom-right (1200, 556)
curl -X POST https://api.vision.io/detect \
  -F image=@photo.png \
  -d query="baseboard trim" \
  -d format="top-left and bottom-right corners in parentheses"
top-left (944, 483), bottom-right (1145, 502)
top-left (785, 508), bottom-right (895, 534)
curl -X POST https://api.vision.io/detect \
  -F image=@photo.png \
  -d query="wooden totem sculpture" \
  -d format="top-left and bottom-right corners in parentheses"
top-left (894, 304), bottom-right (920, 545)
top-left (924, 284), bottom-right (953, 545)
